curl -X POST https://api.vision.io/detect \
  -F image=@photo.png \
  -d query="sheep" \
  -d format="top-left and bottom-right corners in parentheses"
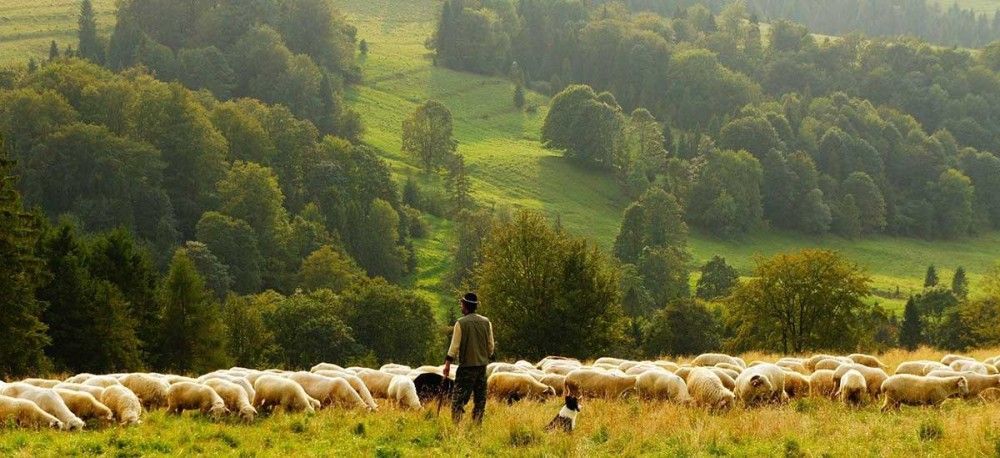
top-left (832, 364), bottom-right (889, 397)
top-left (848, 353), bottom-right (887, 369)
top-left (880, 375), bottom-right (969, 411)
top-left (940, 354), bottom-right (975, 365)
top-left (535, 356), bottom-right (580, 369)
top-left (674, 366), bottom-right (694, 381)
top-left (63, 373), bottom-right (96, 384)
top-left (564, 369), bottom-right (636, 399)
top-left (653, 361), bottom-right (680, 372)
top-left (20, 378), bottom-right (61, 389)
top-left (539, 374), bottom-right (567, 396)
top-left (100, 385), bottom-right (143, 425)
top-left (54, 389), bottom-right (114, 423)
top-left (635, 370), bottom-right (691, 403)
top-left (311, 362), bottom-right (346, 373)
top-left (782, 371), bottom-right (811, 399)
top-left (624, 364), bottom-right (661, 376)
top-left (895, 360), bottom-right (948, 376)
top-left (486, 362), bottom-right (531, 378)
top-left (83, 376), bottom-right (122, 388)
top-left (691, 353), bottom-right (745, 369)
top-left (686, 368), bottom-right (735, 411)
top-left (926, 370), bottom-right (1000, 397)
top-left (836, 370), bottom-right (868, 406)
top-left (0, 395), bottom-right (63, 429)
top-left (53, 383), bottom-right (105, 399)
top-left (285, 372), bottom-right (368, 410)
top-left (814, 358), bottom-right (846, 371)
top-left (618, 360), bottom-right (644, 372)
top-left (1, 383), bottom-right (85, 431)
top-left (162, 375), bottom-right (199, 385)
top-left (355, 369), bottom-right (395, 399)
top-left (198, 374), bottom-right (255, 401)
top-left (594, 357), bottom-right (628, 367)
top-left (710, 368), bottom-right (737, 391)
top-left (949, 360), bottom-right (993, 375)
top-left (734, 364), bottom-right (788, 406)
top-left (809, 370), bottom-right (837, 398)
top-left (804, 354), bottom-right (839, 372)
top-left (313, 370), bottom-right (379, 410)
top-left (387, 376), bottom-right (421, 409)
top-left (166, 382), bottom-right (229, 419)
top-left (119, 373), bottom-right (170, 410)
top-left (541, 364), bottom-right (579, 376)
top-left (487, 373), bottom-right (556, 403)
top-left (203, 378), bottom-right (256, 422)
top-left (253, 375), bottom-right (317, 414)
top-left (379, 364), bottom-right (412, 376)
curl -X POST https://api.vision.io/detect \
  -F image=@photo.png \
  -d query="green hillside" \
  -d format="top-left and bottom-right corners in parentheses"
top-left (0, 0), bottom-right (115, 63)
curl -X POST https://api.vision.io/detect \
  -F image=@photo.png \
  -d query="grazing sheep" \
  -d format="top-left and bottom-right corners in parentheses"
top-left (1, 383), bottom-right (85, 431)
top-left (686, 368), bottom-right (735, 411)
top-left (253, 375), bottom-right (317, 414)
top-left (880, 375), bottom-right (969, 411)
top-left (20, 378), bottom-right (61, 389)
top-left (734, 364), bottom-right (788, 406)
top-left (487, 373), bottom-right (556, 403)
top-left (848, 353), bottom-right (887, 369)
top-left (166, 382), bottom-right (229, 419)
top-left (809, 370), bottom-right (837, 398)
top-left (804, 355), bottom-right (839, 372)
top-left (926, 370), bottom-right (1000, 397)
top-left (100, 385), bottom-right (143, 425)
top-left (940, 354), bottom-right (974, 365)
top-left (895, 360), bottom-right (948, 376)
top-left (539, 374), bottom-right (567, 396)
top-left (379, 364), bottom-right (412, 377)
top-left (836, 370), bottom-right (868, 406)
top-left (624, 364), bottom-right (661, 376)
top-left (311, 362), bottom-right (346, 373)
top-left (535, 356), bottom-right (581, 369)
top-left (53, 383), bottom-right (105, 399)
top-left (714, 363), bottom-right (745, 374)
top-left (355, 369), bottom-right (395, 399)
top-left (814, 358), bottom-right (846, 371)
top-left (63, 373), bottom-right (96, 384)
top-left (202, 379), bottom-right (256, 422)
top-left (777, 361), bottom-right (809, 376)
top-left (313, 370), bottom-right (378, 410)
top-left (387, 376), bottom-right (421, 410)
top-left (782, 371), bottom-right (811, 399)
top-left (949, 360), bottom-right (993, 375)
top-left (486, 362), bottom-right (532, 378)
top-left (635, 370), bottom-right (691, 403)
top-left (286, 372), bottom-right (367, 410)
top-left (0, 395), bottom-right (63, 429)
top-left (594, 357), bottom-right (628, 367)
top-left (653, 361), bottom-right (680, 372)
top-left (673, 366), bottom-right (694, 381)
top-left (832, 364), bottom-right (889, 397)
top-left (541, 364), bottom-right (579, 376)
top-left (198, 374), bottom-right (255, 401)
top-left (162, 375), bottom-right (199, 385)
top-left (979, 387), bottom-right (1000, 403)
top-left (691, 353), bottom-right (745, 369)
top-left (564, 369), bottom-right (636, 399)
top-left (709, 368), bottom-right (737, 391)
top-left (54, 389), bottom-right (114, 423)
top-left (618, 360), bottom-right (644, 372)
top-left (83, 376), bottom-right (122, 388)
top-left (119, 373), bottom-right (170, 410)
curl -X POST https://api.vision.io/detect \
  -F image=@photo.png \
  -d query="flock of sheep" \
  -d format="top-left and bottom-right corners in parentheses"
top-left (2, 352), bottom-right (999, 431)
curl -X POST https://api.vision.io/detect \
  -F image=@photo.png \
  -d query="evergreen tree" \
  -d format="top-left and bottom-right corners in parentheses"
top-left (77, 0), bottom-right (102, 63)
top-left (924, 265), bottom-right (939, 288)
top-left (696, 255), bottom-right (740, 300)
top-left (613, 202), bottom-right (645, 264)
top-left (899, 297), bottom-right (922, 350)
top-left (157, 249), bottom-right (230, 373)
top-left (48, 41), bottom-right (60, 62)
top-left (513, 84), bottom-right (526, 109)
top-left (444, 153), bottom-right (472, 213)
top-left (0, 156), bottom-right (50, 378)
top-left (359, 39), bottom-right (369, 55)
top-left (27, 58), bottom-right (38, 73)
top-left (952, 266), bottom-right (969, 299)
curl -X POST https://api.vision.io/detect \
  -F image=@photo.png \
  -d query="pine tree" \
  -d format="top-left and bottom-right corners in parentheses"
top-left (317, 72), bottom-right (340, 135)
top-left (48, 40), bottom-right (60, 61)
top-left (157, 249), bottom-right (230, 373)
top-left (0, 155), bottom-right (51, 378)
top-left (951, 266), bottom-right (969, 299)
top-left (613, 202), bottom-right (645, 264)
top-left (77, 0), bottom-right (101, 63)
top-left (445, 153), bottom-right (472, 213)
top-left (513, 84), bottom-right (526, 109)
top-left (27, 58), bottom-right (38, 73)
top-left (359, 39), bottom-right (369, 55)
top-left (924, 265), bottom-right (939, 288)
top-left (899, 297), bottom-right (922, 350)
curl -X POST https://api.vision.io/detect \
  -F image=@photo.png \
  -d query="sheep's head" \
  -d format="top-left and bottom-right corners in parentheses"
top-left (49, 419), bottom-right (64, 430)
top-left (956, 377), bottom-right (970, 395)
top-left (239, 406), bottom-right (257, 422)
top-left (209, 403), bottom-right (229, 419)
top-left (543, 386), bottom-right (556, 397)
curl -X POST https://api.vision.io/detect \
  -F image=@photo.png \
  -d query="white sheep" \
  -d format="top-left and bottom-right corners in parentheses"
top-left (202, 378), bottom-right (256, 422)
top-left (166, 382), bottom-right (229, 419)
top-left (119, 373), bottom-right (170, 410)
top-left (1, 383), bottom-right (85, 431)
top-left (54, 389), bottom-right (114, 423)
top-left (285, 372), bottom-right (368, 410)
top-left (686, 368), bottom-right (735, 411)
top-left (564, 368), bottom-right (636, 399)
top-left (100, 385), bottom-right (143, 425)
top-left (734, 364), bottom-right (787, 406)
top-left (880, 374), bottom-right (969, 411)
top-left (0, 395), bottom-right (63, 429)
top-left (836, 369), bottom-right (867, 406)
top-left (252, 375), bottom-right (318, 414)
top-left (387, 376), bottom-right (421, 409)
top-left (487, 372), bottom-right (556, 402)
top-left (635, 370), bottom-right (691, 403)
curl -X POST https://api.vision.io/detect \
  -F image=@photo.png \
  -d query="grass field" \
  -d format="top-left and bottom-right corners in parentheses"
top-left (0, 0), bottom-right (115, 64)
top-left (3, 348), bottom-right (1000, 456)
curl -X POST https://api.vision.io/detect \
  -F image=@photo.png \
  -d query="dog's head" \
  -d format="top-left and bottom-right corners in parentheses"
top-left (564, 395), bottom-right (580, 412)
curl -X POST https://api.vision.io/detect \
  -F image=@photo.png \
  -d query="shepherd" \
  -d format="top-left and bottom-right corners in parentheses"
top-left (443, 292), bottom-right (495, 425)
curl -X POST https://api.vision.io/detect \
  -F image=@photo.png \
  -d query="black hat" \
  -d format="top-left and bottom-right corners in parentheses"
top-left (461, 292), bottom-right (479, 307)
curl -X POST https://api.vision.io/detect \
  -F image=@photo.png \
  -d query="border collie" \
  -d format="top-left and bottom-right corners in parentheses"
top-left (545, 396), bottom-right (580, 432)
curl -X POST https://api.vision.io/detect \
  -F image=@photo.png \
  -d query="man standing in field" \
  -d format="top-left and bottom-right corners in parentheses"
top-left (443, 292), bottom-right (494, 425)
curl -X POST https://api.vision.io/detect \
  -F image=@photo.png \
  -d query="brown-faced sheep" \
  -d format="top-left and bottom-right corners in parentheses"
top-left (53, 383), bottom-right (105, 399)
top-left (100, 385), bottom-right (143, 425)
top-left (894, 360), bottom-right (948, 376)
top-left (20, 378), bottom-right (61, 389)
top-left (686, 368), bottom-right (735, 411)
top-left (119, 373), bottom-right (170, 410)
top-left (54, 389), bottom-right (114, 423)
top-left (0, 395), bottom-right (63, 429)
top-left (848, 353), bottom-right (887, 369)
top-left (926, 370), bottom-right (1000, 397)
top-left (166, 382), bottom-right (229, 419)
top-left (836, 370), bottom-right (867, 406)
top-left (487, 373), bottom-right (556, 403)
top-left (82, 376), bottom-right (122, 388)
top-left (809, 370), bottom-right (837, 398)
top-left (203, 378), bottom-right (256, 422)
top-left (691, 353), bottom-right (745, 369)
top-left (253, 375), bottom-right (317, 414)
top-left (564, 369), bottom-right (636, 399)
top-left (285, 372), bottom-right (368, 410)
top-left (832, 364), bottom-right (889, 397)
top-left (734, 364), bottom-right (788, 406)
top-left (539, 374), bottom-right (566, 396)
top-left (635, 370), bottom-right (691, 403)
top-left (782, 371), bottom-right (811, 399)
top-left (880, 375), bottom-right (969, 411)
top-left (312, 370), bottom-right (378, 410)
top-left (1, 383), bottom-right (85, 431)
top-left (387, 376), bottom-right (421, 409)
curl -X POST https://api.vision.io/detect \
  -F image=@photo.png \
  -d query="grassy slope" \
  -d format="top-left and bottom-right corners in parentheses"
top-left (4, 348), bottom-right (1000, 456)
top-left (0, 0), bottom-right (116, 64)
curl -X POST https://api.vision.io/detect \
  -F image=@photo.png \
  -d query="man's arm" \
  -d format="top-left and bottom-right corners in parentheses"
top-left (487, 320), bottom-right (495, 360)
top-left (444, 322), bottom-right (461, 377)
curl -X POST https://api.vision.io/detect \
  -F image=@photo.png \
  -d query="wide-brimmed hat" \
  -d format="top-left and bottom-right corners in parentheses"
top-left (461, 292), bottom-right (479, 307)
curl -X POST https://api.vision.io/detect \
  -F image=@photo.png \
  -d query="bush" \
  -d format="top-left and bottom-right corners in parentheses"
top-left (918, 419), bottom-right (943, 441)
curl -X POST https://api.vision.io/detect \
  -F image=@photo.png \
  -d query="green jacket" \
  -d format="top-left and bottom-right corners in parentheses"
top-left (446, 313), bottom-right (495, 367)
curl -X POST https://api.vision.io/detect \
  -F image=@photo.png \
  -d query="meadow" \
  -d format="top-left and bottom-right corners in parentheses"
top-left (3, 348), bottom-right (1000, 457)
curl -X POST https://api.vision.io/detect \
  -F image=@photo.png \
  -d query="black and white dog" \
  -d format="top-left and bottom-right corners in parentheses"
top-left (545, 396), bottom-right (581, 433)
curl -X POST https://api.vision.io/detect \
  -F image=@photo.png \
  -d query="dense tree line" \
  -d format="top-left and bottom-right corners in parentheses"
top-left (435, 0), bottom-right (1000, 240)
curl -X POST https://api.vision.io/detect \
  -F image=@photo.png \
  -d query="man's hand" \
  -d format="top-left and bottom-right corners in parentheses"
top-left (443, 361), bottom-right (451, 379)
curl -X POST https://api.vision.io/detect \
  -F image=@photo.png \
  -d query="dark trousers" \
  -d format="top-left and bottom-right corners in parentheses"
top-left (451, 366), bottom-right (486, 424)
